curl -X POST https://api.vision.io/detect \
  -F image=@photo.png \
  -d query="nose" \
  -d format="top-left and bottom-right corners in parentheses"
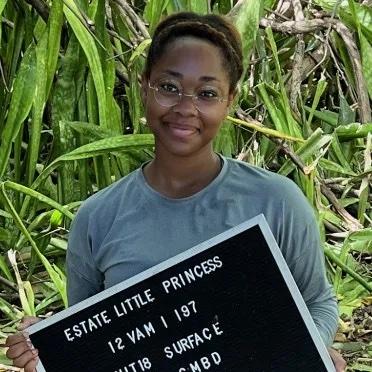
top-left (172, 93), bottom-right (198, 115)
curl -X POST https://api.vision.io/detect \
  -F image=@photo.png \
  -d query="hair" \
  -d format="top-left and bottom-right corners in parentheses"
top-left (143, 12), bottom-right (243, 93)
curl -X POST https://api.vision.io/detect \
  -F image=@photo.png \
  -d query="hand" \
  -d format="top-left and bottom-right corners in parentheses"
top-left (328, 347), bottom-right (347, 372)
top-left (5, 316), bottom-right (41, 372)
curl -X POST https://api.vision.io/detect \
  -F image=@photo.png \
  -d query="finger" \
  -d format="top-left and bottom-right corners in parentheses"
top-left (328, 348), bottom-right (346, 372)
top-left (5, 332), bottom-right (28, 347)
top-left (335, 357), bottom-right (347, 372)
top-left (6, 339), bottom-right (33, 359)
top-left (18, 317), bottom-right (40, 331)
top-left (24, 356), bottom-right (39, 372)
top-left (12, 348), bottom-right (38, 369)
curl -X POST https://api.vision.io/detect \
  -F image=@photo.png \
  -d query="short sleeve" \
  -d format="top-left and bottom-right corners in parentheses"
top-left (66, 203), bottom-right (103, 306)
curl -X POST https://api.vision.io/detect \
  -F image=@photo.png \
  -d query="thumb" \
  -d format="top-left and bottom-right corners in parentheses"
top-left (328, 347), bottom-right (347, 372)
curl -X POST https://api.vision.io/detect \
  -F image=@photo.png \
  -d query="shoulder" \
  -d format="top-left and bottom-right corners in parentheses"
top-left (224, 157), bottom-right (316, 222)
top-left (73, 168), bottom-right (141, 225)
top-left (225, 157), bottom-right (304, 200)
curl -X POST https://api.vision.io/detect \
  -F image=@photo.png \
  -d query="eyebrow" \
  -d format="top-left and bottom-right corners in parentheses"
top-left (163, 69), bottom-right (221, 83)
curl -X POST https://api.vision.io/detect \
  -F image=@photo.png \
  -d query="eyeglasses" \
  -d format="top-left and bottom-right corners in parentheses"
top-left (148, 80), bottom-right (228, 114)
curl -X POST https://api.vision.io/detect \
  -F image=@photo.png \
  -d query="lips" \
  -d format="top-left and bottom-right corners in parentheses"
top-left (165, 122), bottom-right (199, 139)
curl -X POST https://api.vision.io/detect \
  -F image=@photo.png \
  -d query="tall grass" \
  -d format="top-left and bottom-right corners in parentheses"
top-left (0, 0), bottom-right (371, 368)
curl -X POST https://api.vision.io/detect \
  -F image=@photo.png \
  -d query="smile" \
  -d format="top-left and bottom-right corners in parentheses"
top-left (166, 122), bottom-right (199, 138)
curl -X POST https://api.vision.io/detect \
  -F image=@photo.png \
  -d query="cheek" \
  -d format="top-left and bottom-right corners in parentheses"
top-left (145, 100), bottom-right (167, 125)
top-left (204, 109), bottom-right (228, 131)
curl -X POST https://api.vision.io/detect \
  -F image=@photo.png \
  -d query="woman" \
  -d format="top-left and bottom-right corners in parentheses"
top-left (6, 12), bottom-right (346, 371)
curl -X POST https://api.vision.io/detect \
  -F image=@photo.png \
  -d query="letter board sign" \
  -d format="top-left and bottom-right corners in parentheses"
top-left (29, 214), bottom-right (335, 371)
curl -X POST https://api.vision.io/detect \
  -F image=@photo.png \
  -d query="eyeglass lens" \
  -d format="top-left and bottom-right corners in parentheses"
top-left (150, 80), bottom-right (226, 113)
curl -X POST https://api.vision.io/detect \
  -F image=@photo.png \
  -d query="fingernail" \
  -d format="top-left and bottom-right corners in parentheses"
top-left (31, 348), bottom-right (38, 355)
top-left (27, 340), bottom-right (35, 350)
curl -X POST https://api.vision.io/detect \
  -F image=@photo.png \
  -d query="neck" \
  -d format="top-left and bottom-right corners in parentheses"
top-left (143, 150), bottom-right (222, 198)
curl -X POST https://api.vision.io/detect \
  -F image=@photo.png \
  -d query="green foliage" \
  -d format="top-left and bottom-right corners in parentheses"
top-left (234, 0), bottom-right (262, 74)
top-left (0, 0), bottom-right (371, 369)
top-left (0, 46), bottom-right (36, 178)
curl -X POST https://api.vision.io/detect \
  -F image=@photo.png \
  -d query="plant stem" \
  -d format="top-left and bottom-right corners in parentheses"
top-left (324, 246), bottom-right (372, 293)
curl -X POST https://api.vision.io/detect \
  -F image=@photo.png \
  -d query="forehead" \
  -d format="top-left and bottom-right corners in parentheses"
top-left (150, 36), bottom-right (229, 83)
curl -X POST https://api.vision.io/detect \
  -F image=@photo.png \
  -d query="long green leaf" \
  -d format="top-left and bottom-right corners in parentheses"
top-left (0, 297), bottom-right (19, 321)
top-left (25, 33), bottom-right (47, 186)
top-left (349, 228), bottom-right (372, 242)
top-left (128, 39), bottom-right (152, 67)
top-left (265, 27), bottom-right (302, 138)
top-left (360, 34), bottom-right (372, 99)
top-left (64, 121), bottom-right (116, 139)
top-left (0, 254), bottom-right (13, 281)
top-left (0, 47), bottom-right (36, 179)
top-left (350, 363), bottom-right (372, 372)
top-left (304, 107), bottom-right (339, 127)
top-left (333, 239), bottom-right (351, 295)
top-left (35, 293), bottom-right (60, 314)
top-left (306, 76), bottom-right (328, 133)
top-left (278, 128), bottom-right (332, 176)
top-left (0, 0), bottom-right (7, 16)
top-left (2, 181), bottom-right (75, 220)
top-left (63, 1), bottom-right (107, 128)
top-left (1, 187), bottom-right (67, 307)
top-left (18, 134), bottom-right (154, 216)
top-left (324, 244), bottom-right (372, 293)
top-left (8, 250), bottom-right (35, 316)
top-left (46, 0), bottom-right (64, 95)
top-left (319, 158), bottom-right (356, 176)
top-left (358, 132), bottom-right (371, 224)
top-left (330, 134), bottom-right (354, 172)
top-left (95, 0), bottom-right (121, 134)
top-left (144, 0), bottom-right (168, 35)
top-left (227, 116), bottom-right (304, 142)
top-left (234, 0), bottom-right (262, 73)
top-left (188, 0), bottom-right (208, 13)
top-left (335, 122), bottom-right (372, 141)
top-left (257, 83), bottom-right (288, 133)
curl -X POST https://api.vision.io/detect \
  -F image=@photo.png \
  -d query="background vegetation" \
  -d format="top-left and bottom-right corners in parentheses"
top-left (0, 0), bottom-right (371, 370)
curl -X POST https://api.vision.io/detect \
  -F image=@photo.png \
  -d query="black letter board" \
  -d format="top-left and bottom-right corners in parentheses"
top-left (28, 214), bottom-right (335, 371)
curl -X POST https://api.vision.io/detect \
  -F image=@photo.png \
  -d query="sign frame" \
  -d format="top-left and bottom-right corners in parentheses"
top-left (28, 214), bottom-right (336, 372)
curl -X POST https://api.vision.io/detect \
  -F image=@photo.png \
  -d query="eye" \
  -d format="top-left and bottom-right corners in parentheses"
top-left (198, 89), bottom-right (219, 100)
top-left (158, 83), bottom-right (179, 94)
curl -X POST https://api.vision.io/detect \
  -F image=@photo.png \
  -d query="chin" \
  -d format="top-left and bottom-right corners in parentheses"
top-left (164, 146), bottom-right (199, 158)
top-left (157, 141), bottom-right (213, 159)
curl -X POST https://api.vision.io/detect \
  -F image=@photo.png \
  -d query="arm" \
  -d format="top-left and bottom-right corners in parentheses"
top-left (290, 235), bottom-right (338, 347)
top-left (66, 202), bottom-right (103, 306)
top-left (275, 179), bottom-right (339, 346)
top-left (277, 182), bottom-right (344, 370)
top-left (289, 224), bottom-right (345, 370)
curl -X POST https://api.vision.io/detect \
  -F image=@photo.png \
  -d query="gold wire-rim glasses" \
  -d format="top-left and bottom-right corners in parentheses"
top-left (148, 81), bottom-right (228, 113)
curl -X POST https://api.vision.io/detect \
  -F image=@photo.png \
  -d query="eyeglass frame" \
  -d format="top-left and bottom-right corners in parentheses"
top-left (147, 81), bottom-right (229, 112)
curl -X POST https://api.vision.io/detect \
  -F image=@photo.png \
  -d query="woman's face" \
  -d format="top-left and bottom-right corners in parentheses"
top-left (142, 37), bottom-right (234, 158)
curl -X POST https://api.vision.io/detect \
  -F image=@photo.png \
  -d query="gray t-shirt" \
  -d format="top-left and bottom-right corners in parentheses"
top-left (66, 156), bottom-right (338, 346)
